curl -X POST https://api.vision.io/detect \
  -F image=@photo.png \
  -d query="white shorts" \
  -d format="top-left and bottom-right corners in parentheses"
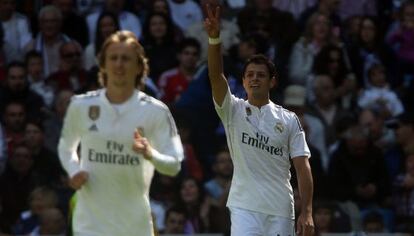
top-left (229, 207), bottom-right (295, 236)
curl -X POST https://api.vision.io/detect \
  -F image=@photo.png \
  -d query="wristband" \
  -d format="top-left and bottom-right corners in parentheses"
top-left (208, 37), bottom-right (221, 45)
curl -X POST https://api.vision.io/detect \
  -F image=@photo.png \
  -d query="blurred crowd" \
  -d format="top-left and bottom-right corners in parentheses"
top-left (0, 0), bottom-right (413, 235)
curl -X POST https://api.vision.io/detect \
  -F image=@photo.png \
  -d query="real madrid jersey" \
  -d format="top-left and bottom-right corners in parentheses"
top-left (214, 88), bottom-right (310, 219)
top-left (58, 89), bottom-right (184, 236)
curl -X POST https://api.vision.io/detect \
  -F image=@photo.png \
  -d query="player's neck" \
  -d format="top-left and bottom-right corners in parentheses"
top-left (247, 97), bottom-right (270, 108)
top-left (105, 87), bottom-right (135, 104)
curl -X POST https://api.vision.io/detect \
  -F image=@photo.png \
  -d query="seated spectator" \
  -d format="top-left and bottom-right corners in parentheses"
top-left (392, 151), bottom-right (414, 232)
top-left (86, 0), bottom-right (142, 43)
top-left (84, 11), bottom-right (120, 71)
top-left (24, 5), bottom-right (71, 77)
top-left (141, 12), bottom-right (178, 84)
top-left (160, 205), bottom-right (186, 234)
top-left (0, 0), bottom-right (32, 59)
top-left (24, 120), bottom-right (66, 187)
top-left (53, 0), bottom-right (89, 47)
top-left (25, 50), bottom-right (54, 108)
top-left (358, 62), bottom-right (404, 118)
top-left (47, 41), bottom-right (88, 94)
top-left (176, 177), bottom-right (210, 234)
top-left (29, 208), bottom-right (66, 236)
top-left (289, 12), bottom-right (335, 85)
top-left (2, 102), bottom-right (26, 157)
top-left (0, 143), bottom-right (36, 233)
top-left (328, 121), bottom-right (391, 207)
top-left (203, 147), bottom-right (232, 234)
top-left (12, 186), bottom-right (59, 235)
top-left (158, 37), bottom-right (200, 105)
top-left (0, 62), bottom-right (45, 120)
top-left (42, 90), bottom-right (73, 155)
top-left (387, 0), bottom-right (414, 74)
top-left (167, 0), bottom-right (203, 32)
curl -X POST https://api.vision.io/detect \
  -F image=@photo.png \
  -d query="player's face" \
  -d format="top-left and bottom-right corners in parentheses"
top-left (242, 63), bottom-right (275, 100)
top-left (104, 41), bottom-right (141, 89)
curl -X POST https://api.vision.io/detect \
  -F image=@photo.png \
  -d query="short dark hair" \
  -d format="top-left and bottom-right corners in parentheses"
top-left (25, 50), bottom-right (43, 65)
top-left (242, 54), bottom-right (277, 80)
top-left (177, 37), bottom-right (201, 54)
top-left (165, 205), bottom-right (186, 222)
top-left (6, 61), bottom-right (26, 76)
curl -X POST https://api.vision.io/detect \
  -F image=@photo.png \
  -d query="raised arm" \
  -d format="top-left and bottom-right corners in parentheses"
top-left (204, 3), bottom-right (228, 106)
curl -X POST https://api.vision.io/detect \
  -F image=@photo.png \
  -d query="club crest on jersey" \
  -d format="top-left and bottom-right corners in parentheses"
top-left (245, 107), bottom-right (252, 116)
top-left (88, 105), bottom-right (100, 121)
top-left (274, 122), bottom-right (284, 133)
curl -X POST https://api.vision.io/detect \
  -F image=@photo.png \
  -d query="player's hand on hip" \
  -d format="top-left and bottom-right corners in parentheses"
top-left (132, 128), bottom-right (153, 160)
top-left (69, 171), bottom-right (89, 190)
top-left (296, 212), bottom-right (314, 236)
top-left (203, 1), bottom-right (221, 38)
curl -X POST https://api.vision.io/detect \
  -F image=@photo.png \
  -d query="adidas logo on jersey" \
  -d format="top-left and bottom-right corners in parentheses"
top-left (89, 124), bottom-right (98, 131)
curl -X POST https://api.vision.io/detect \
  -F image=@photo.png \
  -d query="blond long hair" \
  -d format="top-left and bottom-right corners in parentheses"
top-left (97, 30), bottom-right (149, 88)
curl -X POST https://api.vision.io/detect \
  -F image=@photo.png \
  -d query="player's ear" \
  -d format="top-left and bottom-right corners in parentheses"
top-left (270, 76), bottom-right (277, 89)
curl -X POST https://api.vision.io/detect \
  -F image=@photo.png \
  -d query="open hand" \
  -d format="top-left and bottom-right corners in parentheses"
top-left (203, 2), bottom-right (221, 38)
top-left (133, 128), bottom-right (153, 160)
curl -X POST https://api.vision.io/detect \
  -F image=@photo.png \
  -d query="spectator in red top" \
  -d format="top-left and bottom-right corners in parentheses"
top-left (158, 37), bottom-right (200, 105)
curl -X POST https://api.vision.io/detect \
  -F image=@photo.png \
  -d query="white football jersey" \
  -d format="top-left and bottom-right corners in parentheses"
top-left (214, 89), bottom-right (310, 219)
top-left (58, 89), bottom-right (184, 236)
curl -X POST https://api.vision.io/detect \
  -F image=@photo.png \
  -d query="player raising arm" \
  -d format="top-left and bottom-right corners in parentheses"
top-left (204, 3), bottom-right (314, 236)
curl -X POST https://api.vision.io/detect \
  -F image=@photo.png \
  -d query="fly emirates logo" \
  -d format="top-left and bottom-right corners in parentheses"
top-left (88, 140), bottom-right (140, 166)
top-left (241, 132), bottom-right (283, 156)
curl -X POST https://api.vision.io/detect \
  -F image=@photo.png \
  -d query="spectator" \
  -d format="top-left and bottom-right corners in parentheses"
top-left (24, 120), bottom-right (65, 187)
top-left (358, 62), bottom-right (404, 118)
top-left (176, 177), bottom-right (210, 233)
top-left (347, 16), bottom-right (394, 86)
top-left (310, 45), bottom-right (357, 110)
top-left (86, 0), bottom-right (142, 43)
top-left (0, 61), bottom-right (45, 120)
top-left (141, 12), bottom-right (178, 83)
top-left (167, 0), bottom-right (203, 32)
top-left (358, 108), bottom-right (395, 151)
top-left (84, 11), bottom-right (120, 71)
top-left (387, 0), bottom-right (414, 90)
top-left (328, 121), bottom-right (391, 207)
top-left (53, 0), bottom-right (89, 47)
top-left (29, 208), bottom-right (66, 236)
top-left (1, 101), bottom-right (26, 157)
top-left (24, 5), bottom-right (71, 77)
top-left (46, 40), bottom-right (88, 94)
top-left (203, 147), bottom-right (232, 234)
top-left (158, 37), bottom-right (200, 105)
top-left (307, 75), bottom-right (349, 145)
top-left (160, 205), bottom-right (186, 234)
top-left (25, 50), bottom-right (54, 108)
top-left (0, 0), bottom-right (32, 59)
top-left (392, 151), bottom-right (414, 232)
top-left (289, 12), bottom-right (334, 85)
top-left (0, 143), bottom-right (36, 233)
top-left (12, 186), bottom-right (59, 235)
top-left (298, 0), bottom-right (342, 30)
top-left (42, 89), bottom-right (73, 154)
top-left (273, 0), bottom-right (317, 20)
